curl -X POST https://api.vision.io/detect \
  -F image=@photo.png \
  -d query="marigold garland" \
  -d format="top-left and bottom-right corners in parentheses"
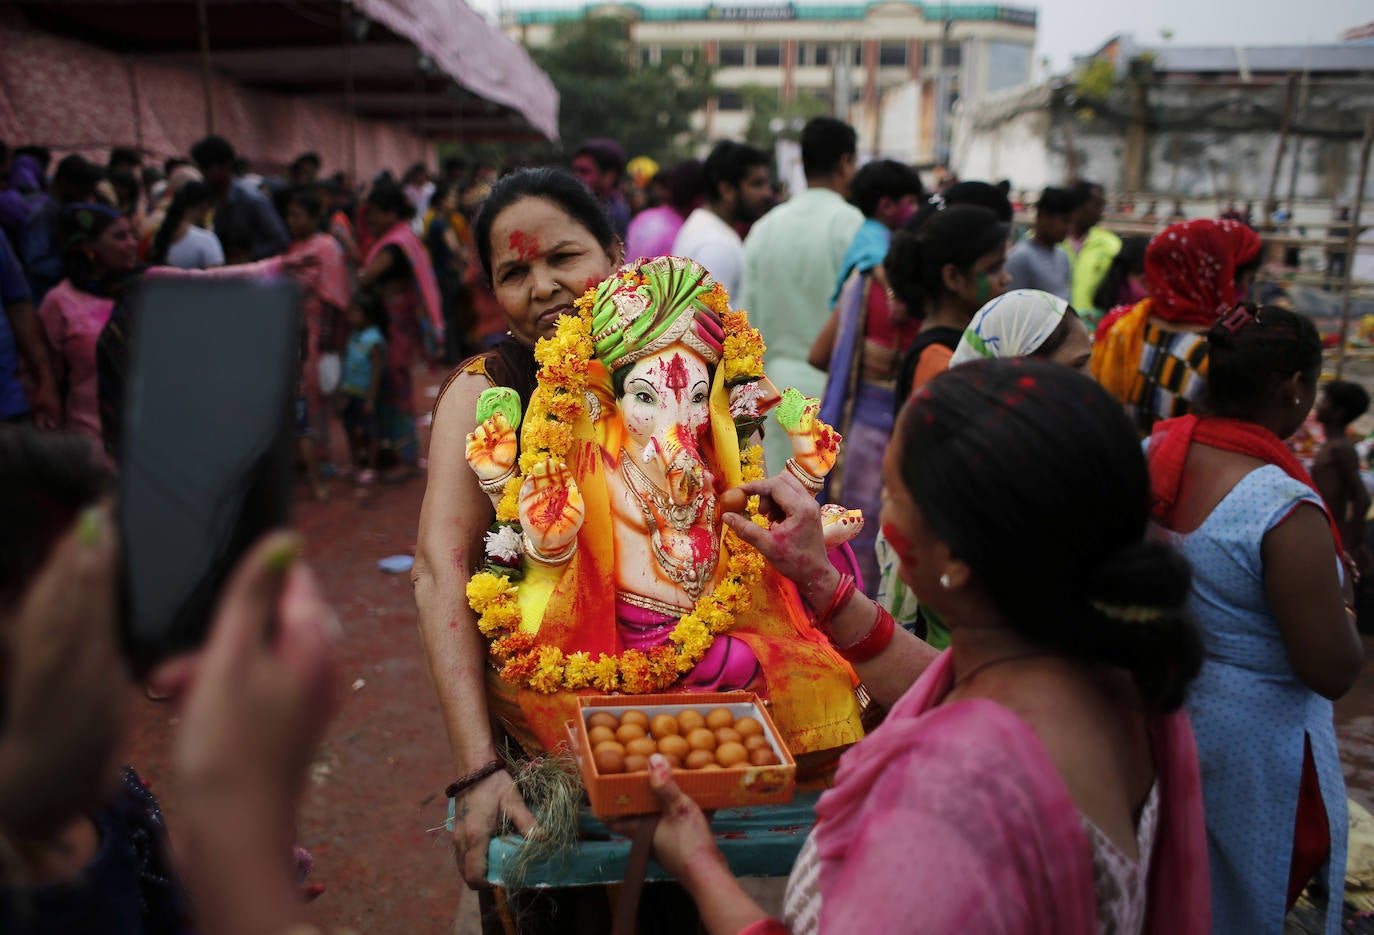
top-left (467, 275), bottom-right (773, 694)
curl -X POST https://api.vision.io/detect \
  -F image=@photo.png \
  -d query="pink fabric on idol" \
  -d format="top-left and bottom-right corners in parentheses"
top-left (365, 222), bottom-right (444, 338)
top-left (812, 650), bottom-right (1210, 934)
top-left (614, 597), bottom-right (760, 690)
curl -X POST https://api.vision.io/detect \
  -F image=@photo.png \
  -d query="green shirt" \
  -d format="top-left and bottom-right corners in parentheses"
top-left (1063, 226), bottom-right (1122, 321)
top-left (740, 187), bottom-right (863, 471)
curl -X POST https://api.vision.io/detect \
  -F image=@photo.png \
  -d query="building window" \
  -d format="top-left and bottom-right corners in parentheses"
top-left (719, 44), bottom-right (747, 67)
top-left (879, 43), bottom-right (906, 67)
top-left (754, 43), bottom-right (782, 67)
top-left (639, 47), bottom-right (655, 67)
top-left (942, 44), bottom-right (962, 67)
top-left (851, 45), bottom-right (863, 66)
top-left (717, 90), bottom-right (745, 111)
top-left (985, 41), bottom-right (1031, 92)
top-left (811, 44), bottom-right (830, 66)
top-left (662, 45), bottom-right (696, 66)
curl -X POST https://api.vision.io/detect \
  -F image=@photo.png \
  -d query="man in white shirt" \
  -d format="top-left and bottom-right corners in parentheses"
top-left (672, 141), bottom-right (772, 298)
top-left (739, 117), bottom-right (862, 473)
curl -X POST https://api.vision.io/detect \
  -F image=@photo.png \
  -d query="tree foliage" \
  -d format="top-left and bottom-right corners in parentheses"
top-left (529, 16), bottom-right (715, 161)
top-left (740, 86), bottom-right (832, 150)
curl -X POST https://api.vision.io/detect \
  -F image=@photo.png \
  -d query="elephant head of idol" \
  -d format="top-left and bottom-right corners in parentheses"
top-left (591, 257), bottom-right (727, 507)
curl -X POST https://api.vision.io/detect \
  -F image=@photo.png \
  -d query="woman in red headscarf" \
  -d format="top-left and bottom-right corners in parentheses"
top-left (1091, 219), bottom-right (1261, 434)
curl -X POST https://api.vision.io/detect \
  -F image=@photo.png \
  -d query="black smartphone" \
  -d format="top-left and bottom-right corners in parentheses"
top-left (118, 276), bottom-right (301, 672)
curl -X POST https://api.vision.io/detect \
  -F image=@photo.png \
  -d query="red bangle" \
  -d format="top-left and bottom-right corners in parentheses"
top-left (837, 605), bottom-right (895, 664)
top-left (735, 920), bottom-right (790, 935)
top-left (814, 573), bottom-right (857, 629)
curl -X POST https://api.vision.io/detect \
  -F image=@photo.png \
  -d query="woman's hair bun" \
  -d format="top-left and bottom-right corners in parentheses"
top-left (1082, 541), bottom-right (1202, 711)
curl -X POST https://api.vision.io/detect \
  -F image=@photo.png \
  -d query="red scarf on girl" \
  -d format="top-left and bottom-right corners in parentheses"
top-left (1146, 414), bottom-right (1343, 552)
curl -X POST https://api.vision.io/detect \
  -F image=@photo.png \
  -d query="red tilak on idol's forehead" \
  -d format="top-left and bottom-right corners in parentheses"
top-left (664, 353), bottom-right (690, 400)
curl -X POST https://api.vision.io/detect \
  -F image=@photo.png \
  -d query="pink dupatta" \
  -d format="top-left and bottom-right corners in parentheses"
top-left (363, 222), bottom-right (444, 338)
top-left (811, 650), bottom-right (1210, 934)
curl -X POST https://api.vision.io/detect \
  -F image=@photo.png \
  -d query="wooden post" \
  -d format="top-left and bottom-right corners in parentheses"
top-left (1264, 75), bottom-right (1297, 227)
top-left (196, 0), bottom-right (215, 134)
top-left (341, 1), bottom-right (357, 188)
top-left (1334, 111), bottom-right (1374, 379)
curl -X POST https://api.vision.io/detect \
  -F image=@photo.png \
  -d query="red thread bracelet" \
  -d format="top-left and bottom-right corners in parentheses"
top-left (838, 605), bottom-right (895, 664)
top-left (814, 573), bottom-right (857, 630)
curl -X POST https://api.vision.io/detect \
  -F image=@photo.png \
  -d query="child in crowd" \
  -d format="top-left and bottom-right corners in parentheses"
top-left (340, 290), bottom-right (387, 493)
top-left (296, 323), bottom-right (328, 502)
top-left (1313, 379), bottom-right (1372, 563)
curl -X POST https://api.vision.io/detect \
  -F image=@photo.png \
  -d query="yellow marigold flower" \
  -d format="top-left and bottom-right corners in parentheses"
top-left (529, 645), bottom-right (566, 693)
top-left (562, 651), bottom-right (594, 690)
top-left (491, 631), bottom-right (535, 660)
top-left (496, 476), bottom-right (523, 522)
top-left (699, 283), bottom-right (731, 317)
top-left (500, 650), bottom-right (539, 685)
top-left (648, 646), bottom-right (681, 686)
top-left (466, 573), bottom-right (514, 612)
top-left (619, 650), bottom-right (655, 694)
top-left (590, 654), bottom-right (620, 693)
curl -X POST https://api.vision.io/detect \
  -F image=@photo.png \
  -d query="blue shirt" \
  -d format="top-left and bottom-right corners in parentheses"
top-left (0, 228), bottom-right (33, 419)
top-left (342, 325), bottom-right (385, 395)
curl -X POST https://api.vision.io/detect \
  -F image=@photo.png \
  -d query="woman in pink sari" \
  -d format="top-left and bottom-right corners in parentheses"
top-left (41, 204), bottom-right (300, 462)
top-left (624, 359), bottom-right (1212, 935)
top-left (357, 181), bottom-right (443, 476)
top-left (284, 187), bottom-right (353, 448)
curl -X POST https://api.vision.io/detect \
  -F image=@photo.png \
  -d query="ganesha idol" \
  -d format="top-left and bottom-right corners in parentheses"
top-left (463, 256), bottom-right (867, 770)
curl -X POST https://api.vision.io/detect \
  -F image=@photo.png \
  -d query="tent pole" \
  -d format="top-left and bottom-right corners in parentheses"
top-left (342, 1), bottom-right (358, 186)
top-left (196, 0), bottom-right (215, 134)
top-left (1334, 112), bottom-right (1373, 380)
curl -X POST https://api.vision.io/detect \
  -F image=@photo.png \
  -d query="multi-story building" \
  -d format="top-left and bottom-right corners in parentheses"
top-left (503, 1), bottom-right (1038, 165)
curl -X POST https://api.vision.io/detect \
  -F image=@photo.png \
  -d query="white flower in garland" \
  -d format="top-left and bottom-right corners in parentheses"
top-left (729, 381), bottom-right (764, 420)
top-left (485, 525), bottom-right (524, 563)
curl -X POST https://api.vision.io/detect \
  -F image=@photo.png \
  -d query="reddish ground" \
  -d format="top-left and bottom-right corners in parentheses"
top-left (124, 368), bottom-right (1374, 934)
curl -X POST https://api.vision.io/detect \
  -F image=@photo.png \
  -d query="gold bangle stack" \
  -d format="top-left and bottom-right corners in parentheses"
top-left (785, 458), bottom-right (824, 495)
top-left (478, 466), bottom-right (515, 497)
top-left (522, 531), bottom-right (576, 566)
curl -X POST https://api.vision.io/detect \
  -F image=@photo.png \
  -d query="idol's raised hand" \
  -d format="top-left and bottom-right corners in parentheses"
top-left (465, 388), bottom-right (522, 506)
top-left (518, 457), bottom-right (585, 562)
top-left (775, 388), bottom-right (841, 479)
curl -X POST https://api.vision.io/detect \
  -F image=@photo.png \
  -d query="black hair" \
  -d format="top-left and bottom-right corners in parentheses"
top-left (910, 179), bottom-right (1013, 228)
top-left (109, 167), bottom-right (141, 204)
top-left (140, 166), bottom-right (163, 191)
top-left (1037, 186), bottom-right (1079, 216)
top-left (366, 180), bottom-right (416, 222)
top-left (15, 145), bottom-right (52, 175)
top-left (190, 135), bottom-right (236, 170)
top-left (108, 147), bottom-right (141, 172)
top-left (472, 167), bottom-right (616, 286)
top-left (800, 117), bottom-right (857, 179)
top-left (898, 358), bottom-right (1202, 710)
top-left (150, 180), bottom-right (213, 266)
top-left (1070, 179), bottom-right (1103, 204)
top-left (1093, 235), bottom-right (1149, 311)
top-left (54, 155), bottom-right (103, 198)
top-left (291, 151), bottom-right (321, 172)
top-left (163, 157), bottom-right (192, 178)
top-left (1029, 307), bottom-right (1083, 360)
top-left (232, 156), bottom-right (251, 177)
top-left (443, 155), bottom-right (469, 176)
top-left (885, 204), bottom-right (1007, 316)
top-left (1323, 380), bottom-right (1371, 428)
top-left (849, 159), bottom-right (924, 218)
top-left (572, 139), bottom-right (627, 180)
top-left (287, 185), bottom-right (324, 220)
top-left (665, 159), bottom-right (705, 215)
top-left (349, 289), bottom-right (388, 333)
top-left (430, 178), bottom-right (454, 207)
top-left (0, 428), bottom-right (113, 604)
top-left (1204, 306), bottom-right (1322, 420)
top-left (702, 141), bottom-right (769, 205)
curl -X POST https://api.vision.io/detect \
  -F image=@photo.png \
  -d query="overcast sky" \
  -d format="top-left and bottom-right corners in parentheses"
top-left (477, 0), bottom-right (1372, 73)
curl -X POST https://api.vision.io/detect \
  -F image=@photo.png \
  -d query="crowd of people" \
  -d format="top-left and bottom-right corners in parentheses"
top-left (0, 115), bottom-right (1369, 935)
